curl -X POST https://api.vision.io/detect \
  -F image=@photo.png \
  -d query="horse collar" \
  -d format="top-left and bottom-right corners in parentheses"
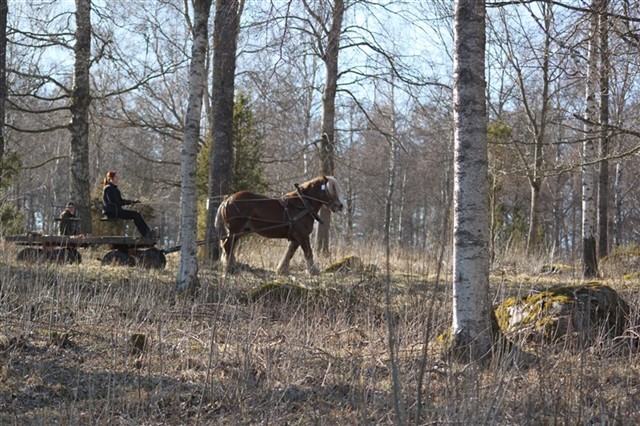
top-left (294, 183), bottom-right (324, 224)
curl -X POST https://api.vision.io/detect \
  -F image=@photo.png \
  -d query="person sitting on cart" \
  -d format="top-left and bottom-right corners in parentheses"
top-left (102, 170), bottom-right (157, 240)
top-left (59, 201), bottom-right (79, 235)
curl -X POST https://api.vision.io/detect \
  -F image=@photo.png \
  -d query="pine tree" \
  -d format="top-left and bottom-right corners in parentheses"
top-left (196, 93), bottom-right (266, 237)
top-left (231, 93), bottom-right (267, 194)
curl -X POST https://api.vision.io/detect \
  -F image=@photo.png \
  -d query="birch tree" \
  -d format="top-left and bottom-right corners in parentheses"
top-left (175, 0), bottom-right (212, 293)
top-left (451, 0), bottom-right (494, 360)
top-left (69, 0), bottom-right (92, 233)
top-left (582, 0), bottom-right (599, 278)
top-left (204, 0), bottom-right (242, 261)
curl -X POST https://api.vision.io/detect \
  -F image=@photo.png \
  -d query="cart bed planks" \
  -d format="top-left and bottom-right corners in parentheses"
top-left (5, 233), bottom-right (166, 269)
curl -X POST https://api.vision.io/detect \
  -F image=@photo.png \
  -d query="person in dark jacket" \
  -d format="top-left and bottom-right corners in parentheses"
top-left (59, 201), bottom-right (79, 235)
top-left (102, 170), bottom-right (156, 239)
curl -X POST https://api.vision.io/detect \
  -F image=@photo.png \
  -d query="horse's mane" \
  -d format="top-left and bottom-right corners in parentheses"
top-left (286, 175), bottom-right (342, 203)
top-left (324, 176), bottom-right (342, 202)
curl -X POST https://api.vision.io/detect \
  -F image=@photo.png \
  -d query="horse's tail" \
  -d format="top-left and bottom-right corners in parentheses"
top-left (214, 197), bottom-right (229, 239)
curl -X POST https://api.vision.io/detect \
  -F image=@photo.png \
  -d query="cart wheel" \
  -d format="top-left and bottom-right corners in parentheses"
top-left (134, 248), bottom-right (167, 269)
top-left (102, 250), bottom-right (133, 267)
top-left (17, 247), bottom-right (44, 263)
top-left (51, 248), bottom-right (82, 264)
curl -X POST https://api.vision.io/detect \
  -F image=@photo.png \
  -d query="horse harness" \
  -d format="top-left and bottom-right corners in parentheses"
top-left (225, 184), bottom-right (326, 240)
top-left (279, 186), bottom-right (325, 239)
top-left (294, 183), bottom-right (324, 224)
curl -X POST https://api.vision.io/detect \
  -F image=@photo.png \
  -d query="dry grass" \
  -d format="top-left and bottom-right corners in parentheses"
top-left (0, 240), bottom-right (640, 424)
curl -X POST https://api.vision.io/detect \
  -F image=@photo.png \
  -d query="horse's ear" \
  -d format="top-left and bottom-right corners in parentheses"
top-left (322, 174), bottom-right (327, 181)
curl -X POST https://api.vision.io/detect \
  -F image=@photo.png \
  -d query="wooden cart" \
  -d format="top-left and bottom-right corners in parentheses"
top-left (5, 233), bottom-right (167, 269)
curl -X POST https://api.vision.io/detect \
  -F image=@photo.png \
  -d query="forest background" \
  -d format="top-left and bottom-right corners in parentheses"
top-left (2, 0), bottom-right (640, 423)
top-left (1, 0), bottom-right (640, 272)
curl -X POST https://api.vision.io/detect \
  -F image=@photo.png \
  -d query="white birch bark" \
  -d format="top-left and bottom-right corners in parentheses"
top-left (451, 0), bottom-right (493, 360)
top-left (582, 0), bottom-right (599, 278)
top-left (176, 0), bottom-right (212, 293)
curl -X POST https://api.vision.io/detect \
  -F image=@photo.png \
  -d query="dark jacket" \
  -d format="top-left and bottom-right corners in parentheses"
top-left (102, 183), bottom-right (133, 215)
top-left (58, 209), bottom-right (79, 235)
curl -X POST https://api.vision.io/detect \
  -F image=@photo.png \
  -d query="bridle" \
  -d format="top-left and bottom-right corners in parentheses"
top-left (294, 183), bottom-right (325, 224)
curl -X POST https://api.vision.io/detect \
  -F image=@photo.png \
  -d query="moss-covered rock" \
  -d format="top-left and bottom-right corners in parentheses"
top-left (247, 281), bottom-right (313, 302)
top-left (322, 255), bottom-right (364, 273)
top-left (494, 283), bottom-right (629, 348)
top-left (539, 263), bottom-right (572, 274)
top-left (600, 247), bottom-right (640, 277)
top-left (322, 255), bottom-right (378, 274)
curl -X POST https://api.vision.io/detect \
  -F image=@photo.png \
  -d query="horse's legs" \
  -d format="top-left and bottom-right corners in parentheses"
top-left (299, 236), bottom-right (319, 275)
top-left (276, 240), bottom-right (299, 275)
top-left (221, 235), bottom-right (237, 273)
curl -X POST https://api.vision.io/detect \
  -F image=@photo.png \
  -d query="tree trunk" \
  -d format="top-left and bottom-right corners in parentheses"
top-left (553, 95), bottom-right (567, 254)
top-left (69, 0), bottom-right (92, 234)
top-left (315, 0), bottom-right (344, 255)
top-left (451, 0), bottom-right (494, 361)
top-left (204, 0), bottom-right (242, 261)
top-left (383, 100), bottom-right (403, 424)
top-left (345, 116), bottom-right (356, 247)
top-left (384, 137), bottom-right (398, 262)
top-left (175, 0), bottom-right (212, 293)
top-left (396, 170), bottom-right (407, 247)
top-left (301, 55), bottom-right (318, 176)
top-left (582, 0), bottom-right (599, 278)
top-left (385, 73), bottom-right (399, 253)
top-left (597, 0), bottom-right (610, 259)
top-left (525, 2), bottom-right (552, 255)
top-left (613, 162), bottom-right (622, 247)
top-left (527, 180), bottom-right (542, 253)
top-left (0, 0), bottom-right (6, 189)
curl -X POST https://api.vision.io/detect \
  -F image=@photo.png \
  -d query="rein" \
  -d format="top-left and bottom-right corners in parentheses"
top-left (220, 181), bottom-right (332, 239)
top-left (294, 183), bottom-right (324, 224)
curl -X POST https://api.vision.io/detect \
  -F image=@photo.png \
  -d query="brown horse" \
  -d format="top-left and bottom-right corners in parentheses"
top-left (215, 176), bottom-right (344, 275)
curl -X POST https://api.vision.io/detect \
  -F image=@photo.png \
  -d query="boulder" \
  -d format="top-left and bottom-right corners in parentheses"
top-left (600, 248), bottom-right (640, 277)
top-left (494, 283), bottom-right (629, 349)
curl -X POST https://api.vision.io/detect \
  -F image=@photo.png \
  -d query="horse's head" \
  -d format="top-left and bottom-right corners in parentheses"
top-left (296, 176), bottom-right (344, 214)
top-left (319, 175), bottom-right (344, 213)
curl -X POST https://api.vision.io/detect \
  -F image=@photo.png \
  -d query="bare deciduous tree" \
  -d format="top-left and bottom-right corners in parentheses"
top-left (582, 0), bottom-right (600, 278)
top-left (204, 0), bottom-right (243, 261)
top-left (176, 0), bottom-right (212, 293)
top-left (313, 0), bottom-right (344, 254)
top-left (69, 0), bottom-right (92, 233)
top-left (598, 0), bottom-right (610, 259)
top-left (451, 0), bottom-right (494, 361)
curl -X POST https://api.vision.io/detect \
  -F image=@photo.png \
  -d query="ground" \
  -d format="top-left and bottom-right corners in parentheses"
top-left (1, 242), bottom-right (640, 424)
